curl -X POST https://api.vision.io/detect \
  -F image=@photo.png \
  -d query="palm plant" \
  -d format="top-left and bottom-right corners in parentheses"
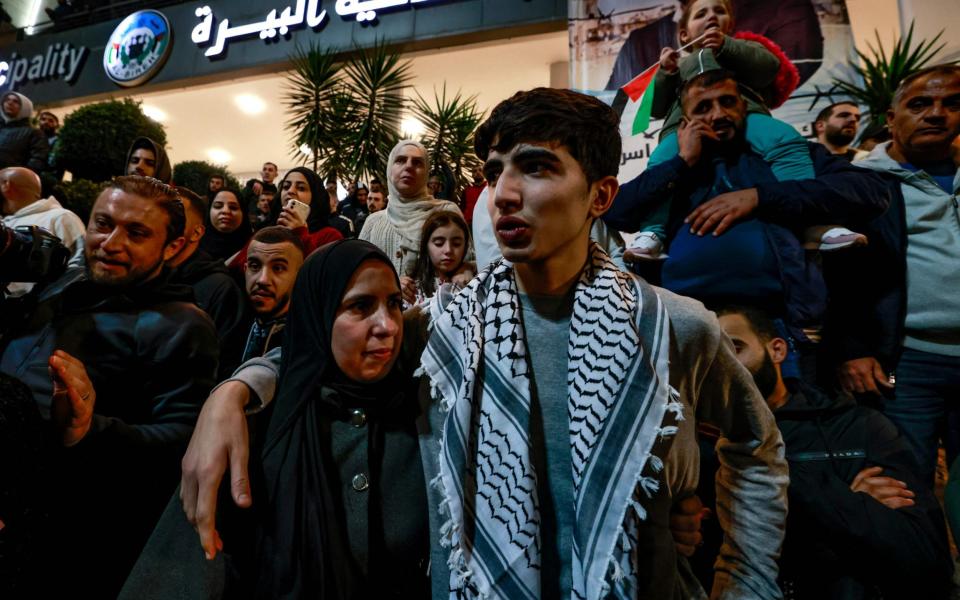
top-left (342, 40), bottom-right (412, 184)
top-left (283, 44), bottom-right (344, 174)
top-left (410, 84), bottom-right (485, 202)
top-left (812, 22), bottom-right (955, 127)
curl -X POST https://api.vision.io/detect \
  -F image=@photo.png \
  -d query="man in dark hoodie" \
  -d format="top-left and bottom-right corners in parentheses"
top-left (0, 175), bottom-right (219, 597)
top-left (125, 136), bottom-right (172, 183)
top-left (717, 305), bottom-right (953, 600)
top-left (168, 187), bottom-right (250, 379)
top-left (0, 92), bottom-right (49, 173)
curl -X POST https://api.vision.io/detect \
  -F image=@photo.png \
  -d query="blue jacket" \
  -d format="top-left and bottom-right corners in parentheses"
top-left (605, 142), bottom-right (892, 339)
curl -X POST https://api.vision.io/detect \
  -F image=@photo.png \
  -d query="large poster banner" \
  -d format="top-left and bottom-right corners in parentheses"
top-left (569, 0), bottom-right (861, 181)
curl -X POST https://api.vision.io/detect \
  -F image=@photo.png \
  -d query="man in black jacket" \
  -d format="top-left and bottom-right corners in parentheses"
top-left (0, 92), bottom-right (48, 173)
top-left (718, 305), bottom-right (953, 600)
top-left (169, 186), bottom-right (250, 378)
top-left (0, 175), bottom-right (219, 597)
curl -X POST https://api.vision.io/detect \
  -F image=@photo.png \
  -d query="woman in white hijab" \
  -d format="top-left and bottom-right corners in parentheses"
top-left (358, 140), bottom-right (461, 279)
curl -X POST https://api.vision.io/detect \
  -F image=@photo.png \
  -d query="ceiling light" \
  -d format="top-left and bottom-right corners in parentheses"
top-left (299, 144), bottom-right (314, 156)
top-left (234, 94), bottom-right (266, 115)
top-left (401, 116), bottom-right (425, 139)
top-left (25, 0), bottom-right (42, 35)
top-left (142, 105), bottom-right (168, 122)
top-left (207, 148), bottom-right (232, 164)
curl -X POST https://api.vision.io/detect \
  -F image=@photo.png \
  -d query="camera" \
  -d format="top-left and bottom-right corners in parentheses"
top-left (0, 223), bottom-right (70, 285)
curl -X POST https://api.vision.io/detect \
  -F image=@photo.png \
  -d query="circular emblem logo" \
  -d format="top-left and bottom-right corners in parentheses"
top-left (103, 10), bottom-right (172, 87)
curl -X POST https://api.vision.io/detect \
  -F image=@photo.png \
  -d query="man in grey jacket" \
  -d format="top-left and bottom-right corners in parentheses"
top-left (160, 89), bottom-right (787, 599)
top-left (829, 64), bottom-right (960, 487)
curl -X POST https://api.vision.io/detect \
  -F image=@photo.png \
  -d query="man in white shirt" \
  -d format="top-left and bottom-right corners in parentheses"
top-left (1, 166), bottom-right (84, 295)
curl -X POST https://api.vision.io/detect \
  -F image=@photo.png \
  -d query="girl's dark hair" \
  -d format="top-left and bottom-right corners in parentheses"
top-left (412, 211), bottom-right (470, 298)
top-left (678, 0), bottom-right (736, 38)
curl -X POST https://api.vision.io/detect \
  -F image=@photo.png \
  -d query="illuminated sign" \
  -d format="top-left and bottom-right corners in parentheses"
top-left (336, 0), bottom-right (449, 22)
top-left (0, 43), bottom-right (89, 90)
top-left (104, 10), bottom-right (174, 87)
top-left (192, 0), bottom-right (460, 58)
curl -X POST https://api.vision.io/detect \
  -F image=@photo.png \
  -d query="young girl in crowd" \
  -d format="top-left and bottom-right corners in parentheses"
top-left (625, 0), bottom-right (863, 261)
top-left (199, 189), bottom-right (251, 260)
top-left (404, 211), bottom-right (472, 306)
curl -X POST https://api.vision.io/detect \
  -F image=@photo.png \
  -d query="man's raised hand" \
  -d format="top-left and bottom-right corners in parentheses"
top-left (49, 349), bottom-right (96, 447)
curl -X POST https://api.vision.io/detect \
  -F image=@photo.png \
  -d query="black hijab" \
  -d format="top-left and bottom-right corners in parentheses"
top-left (268, 166), bottom-right (331, 232)
top-left (198, 190), bottom-right (252, 260)
top-left (254, 239), bottom-right (412, 599)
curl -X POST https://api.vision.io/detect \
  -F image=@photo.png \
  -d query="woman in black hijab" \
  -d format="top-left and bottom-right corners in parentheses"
top-left (251, 239), bottom-right (429, 599)
top-left (198, 189), bottom-right (252, 260)
top-left (268, 166), bottom-right (330, 232)
top-left (228, 167), bottom-right (342, 271)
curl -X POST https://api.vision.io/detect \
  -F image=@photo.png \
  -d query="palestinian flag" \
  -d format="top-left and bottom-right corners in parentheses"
top-left (621, 64), bottom-right (659, 135)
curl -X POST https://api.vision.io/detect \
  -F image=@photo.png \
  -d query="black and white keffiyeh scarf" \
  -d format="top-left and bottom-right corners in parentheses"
top-left (420, 243), bottom-right (682, 600)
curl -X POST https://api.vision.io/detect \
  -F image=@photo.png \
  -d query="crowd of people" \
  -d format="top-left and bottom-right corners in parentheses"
top-left (1, 0), bottom-right (959, 597)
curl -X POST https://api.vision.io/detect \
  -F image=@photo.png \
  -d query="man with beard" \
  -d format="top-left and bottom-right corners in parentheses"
top-left (125, 137), bottom-right (172, 183)
top-left (207, 173), bottom-right (225, 201)
top-left (0, 175), bottom-right (219, 597)
top-left (814, 102), bottom-right (866, 162)
top-left (240, 226), bottom-right (304, 361)
top-left (717, 305), bottom-right (952, 600)
top-left (37, 111), bottom-right (61, 175)
top-left (606, 69), bottom-right (891, 381)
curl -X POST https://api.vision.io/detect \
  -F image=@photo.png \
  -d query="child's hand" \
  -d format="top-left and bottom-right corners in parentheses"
top-left (659, 47), bottom-right (680, 73)
top-left (701, 28), bottom-right (725, 50)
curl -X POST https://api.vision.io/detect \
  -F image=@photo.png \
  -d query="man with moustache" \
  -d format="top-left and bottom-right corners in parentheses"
top-left (814, 102), bottom-right (866, 162)
top-left (828, 65), bottom-right (960, 487)
top-left (0, 175), bottom-right (218, 597)
top-left (718, 305), bottom-right (952, 600)
top-left (240, 226), bottom-right (305, 362)
top-left (207, 173), bottom-right (225, 201)
top-left (606, 69), bottom-right (891, 381)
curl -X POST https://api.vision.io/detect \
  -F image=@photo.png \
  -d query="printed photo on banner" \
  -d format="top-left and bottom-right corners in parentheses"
top-left (569, 0), bottom-right (861, 181)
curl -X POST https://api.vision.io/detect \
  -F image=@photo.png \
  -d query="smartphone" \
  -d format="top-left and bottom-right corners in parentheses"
top-left (285, 199), bottom-right (310, 221)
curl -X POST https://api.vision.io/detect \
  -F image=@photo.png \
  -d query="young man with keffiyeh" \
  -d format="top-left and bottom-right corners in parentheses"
top-left (166, 88), bottom-right (789, 600)
top-left (417, 87), bottom-right (788, 599)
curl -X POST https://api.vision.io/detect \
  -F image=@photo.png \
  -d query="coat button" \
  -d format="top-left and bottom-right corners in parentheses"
top-left (349, 408), bottom-right (366, 428)
top-left (352, 473), bottom-right (369, 492)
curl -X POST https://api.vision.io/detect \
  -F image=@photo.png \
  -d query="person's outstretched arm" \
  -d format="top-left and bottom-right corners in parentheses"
top-left (180, 347), bottom-right (282, 559)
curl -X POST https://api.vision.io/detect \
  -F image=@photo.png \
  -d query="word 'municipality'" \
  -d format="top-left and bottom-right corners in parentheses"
top-left (0, 43), bottom-right (89, 90)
